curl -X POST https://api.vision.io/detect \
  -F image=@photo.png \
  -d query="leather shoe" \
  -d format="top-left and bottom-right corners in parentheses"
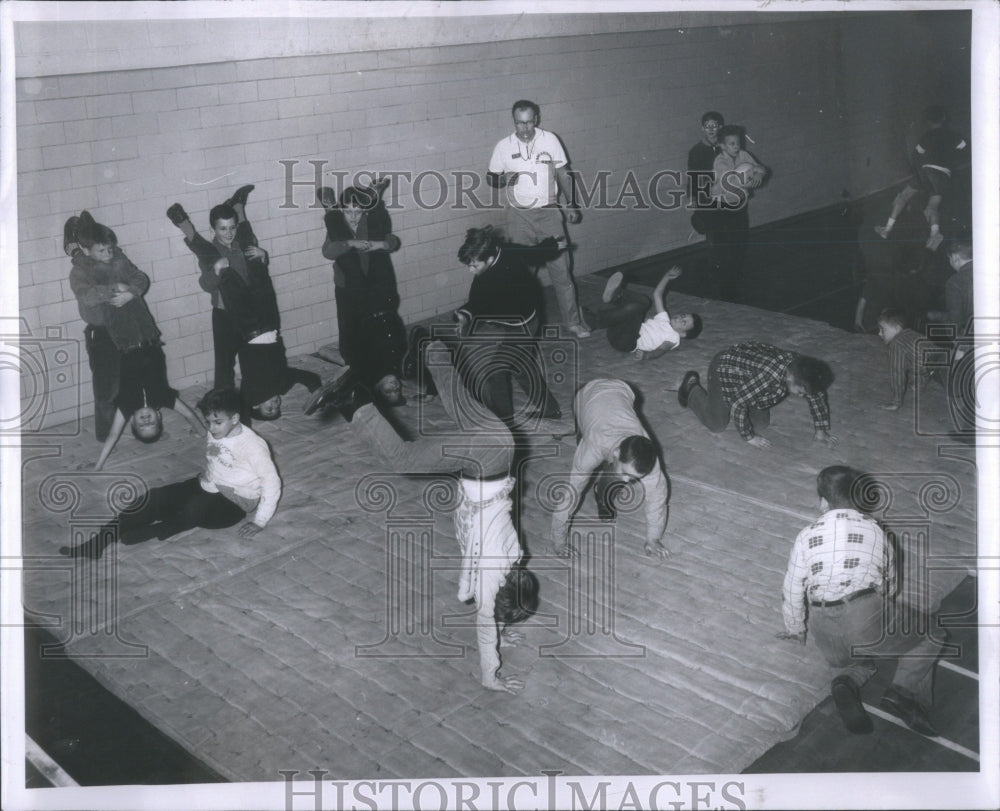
top-left (60, 533), bottom-right (112, 561)
top-left (226, 184), bottom-right (255, 208)
top-left (304, 371), bottom-right (373, 422)
top-left (166, 203), bottom-right (189, 226)
top-left (334, 379), bottom-right (373, 422)
top-left (303, 370), bottom-right (357, 416)
top-left (880, 687), bottom-right (939, 737)
top-left (678, 371), bottom-right (700, 409)
top-left (831, 676), bottom-right (873, 734)
top-left (317, 186), bottom-right (338, 209)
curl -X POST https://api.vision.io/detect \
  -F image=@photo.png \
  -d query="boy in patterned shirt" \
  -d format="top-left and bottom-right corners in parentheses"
top-left (877, 308), bottom-right (933, 411)
top-left (678, 342), bottom-right (836, 449)
top-left (777, 466), bottom-right (941, 737)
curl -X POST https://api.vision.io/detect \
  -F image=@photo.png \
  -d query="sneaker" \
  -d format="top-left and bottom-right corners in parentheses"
top-left (880, 687), bottom-right (939, 737)
top-left (602, 271), bottom-right (624, 304)
top-left (831, 676), bottom-right (873, 734)
top-left (567, 324), bottom-right (591, 338)
top-left (926, 231), bottom-right (944, 251)
top-left (166, 203), bottom-right (189, 226)
top-left (226, 184), bottom-right (255, 209)
top-left (677, 371), bottom-right (700, 408)
top-left (874, 225), bottom-right (890, 239)
top-left (317, 186), bottom-right (338, 209)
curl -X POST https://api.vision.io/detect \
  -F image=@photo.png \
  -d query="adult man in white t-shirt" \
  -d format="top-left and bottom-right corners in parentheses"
top-left (487, 100), bottom-right (590, 337)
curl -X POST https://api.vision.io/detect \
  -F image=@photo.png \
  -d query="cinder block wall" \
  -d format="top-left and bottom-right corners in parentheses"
top-left (14, 12), bottom-right (970, 430)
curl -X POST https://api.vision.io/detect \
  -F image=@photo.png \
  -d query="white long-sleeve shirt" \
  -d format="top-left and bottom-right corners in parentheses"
top-left (200, 425), bottom-right (282, 527)
top-left (455, 476), bottom-right (521, 688)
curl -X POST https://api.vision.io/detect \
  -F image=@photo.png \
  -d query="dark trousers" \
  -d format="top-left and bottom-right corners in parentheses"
top-left (456, 323), bottom-right (561, 423)
top-left (184, 225), bottom-right (261, 390)
top-left (84, 325), bottom-right (119, 441)
top-left (693, 206), bottom-right (749, 301)
top-left (593, 466), bottom-right (629, 519)
top-left (600, 298), bottom-right (651, 352)
top-left (212, 307), bottom-right (243, 390)
top-left (688, 353), bottom-right (771, 433)
top-left (948, 349), bottom-right (977, 438)
top-left (335, 287), bottom-right (407, 387)
top-left (114, 477), bottom-right (246, 544)
top-left (715, 206), bottom-right (750, 301)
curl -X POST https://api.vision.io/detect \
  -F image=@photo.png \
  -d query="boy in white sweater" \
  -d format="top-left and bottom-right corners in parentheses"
top-left (61, 388), bottom-right (281, 559)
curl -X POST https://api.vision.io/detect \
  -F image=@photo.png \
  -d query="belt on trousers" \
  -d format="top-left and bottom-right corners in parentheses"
top-left (810, 586), bottom-right (876, 608)
top-left (120, 339), bottom-right (158, 353)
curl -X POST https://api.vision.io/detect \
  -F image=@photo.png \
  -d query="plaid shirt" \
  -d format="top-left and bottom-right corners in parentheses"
top-left (781, 508), bottom-right (895, 634)
top-left (716, 343), bottom-right (830, 440)
top-left (886, 328), bottom-right (924, 407)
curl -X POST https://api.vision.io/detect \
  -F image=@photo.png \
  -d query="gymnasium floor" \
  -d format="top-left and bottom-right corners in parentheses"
top-left (21, 193), bottom-right (986, 790)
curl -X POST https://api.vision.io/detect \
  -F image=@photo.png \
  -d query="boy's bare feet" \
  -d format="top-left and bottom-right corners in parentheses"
top-left (874, 225), bottom-right (891, 239)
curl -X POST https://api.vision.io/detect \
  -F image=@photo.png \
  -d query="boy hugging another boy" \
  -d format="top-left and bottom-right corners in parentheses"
top-left (61, 388), bottom-right (281, 560)
top-left (877, 308), bottom-right (935, 411)
top-left (591, 266), bottom-right (702, 360)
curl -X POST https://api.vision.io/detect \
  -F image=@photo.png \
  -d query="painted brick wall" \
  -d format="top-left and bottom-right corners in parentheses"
top-left (15, 12), bottom-right (970, 430)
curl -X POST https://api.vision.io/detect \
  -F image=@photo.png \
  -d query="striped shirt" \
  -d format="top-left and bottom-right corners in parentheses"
top-left (782, 508), bottom-right (894, 634)
top-left (886, 328), bottom-right (923, 407)
top-left (716, 343), bottom-right (831, 441)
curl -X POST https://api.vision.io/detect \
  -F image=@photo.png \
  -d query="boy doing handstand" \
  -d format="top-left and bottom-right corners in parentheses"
top-left (65, 210), bottom-right (204, 470)
top-left (321, 341), bottom-right (539, 693)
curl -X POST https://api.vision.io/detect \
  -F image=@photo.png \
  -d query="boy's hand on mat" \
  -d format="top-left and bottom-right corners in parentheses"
top-left (643, 540), bottom-right (671, 559)
top-left (484, 673), bottom-right (525, 694)
top-left (747, 436), bottom-right (771, 449)
top-left (500, 628), bottom-right (525, 647)
top-left (238, 522), bottom-right (263, 539)
top-left (814, 429), bottom-right (839, 447)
